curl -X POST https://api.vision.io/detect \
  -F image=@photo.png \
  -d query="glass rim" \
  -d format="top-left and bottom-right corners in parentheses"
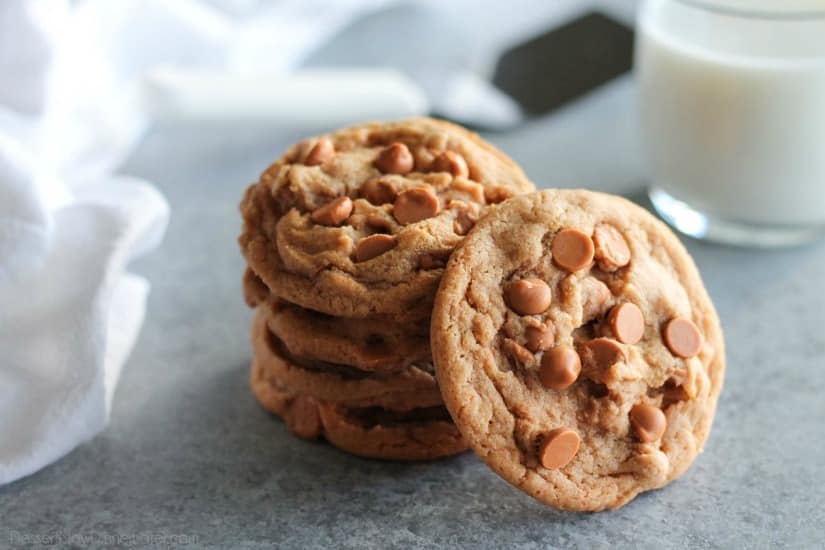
top-left (675, 0), bottom-right (825, 19)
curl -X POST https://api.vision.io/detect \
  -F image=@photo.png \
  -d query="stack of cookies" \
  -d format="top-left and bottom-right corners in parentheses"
top-left (238, 118), bottom-right (534, 461)
top-left (238, 118), bottom-right (725, 510)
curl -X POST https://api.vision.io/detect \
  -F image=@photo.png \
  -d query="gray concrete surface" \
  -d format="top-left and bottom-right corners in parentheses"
top-left (1, 77), bottom-right (824, 549)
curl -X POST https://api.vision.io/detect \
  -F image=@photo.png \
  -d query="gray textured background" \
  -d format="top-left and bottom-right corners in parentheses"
top-left (2, 4), bottom-right (825, 547)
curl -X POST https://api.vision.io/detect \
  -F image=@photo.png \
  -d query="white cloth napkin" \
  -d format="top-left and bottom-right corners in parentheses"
top-left (0, 0), bottom-right (170, 485)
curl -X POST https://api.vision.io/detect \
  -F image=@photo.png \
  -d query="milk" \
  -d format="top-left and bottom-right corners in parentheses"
top-left (636, 0), bottom-right (825, 227)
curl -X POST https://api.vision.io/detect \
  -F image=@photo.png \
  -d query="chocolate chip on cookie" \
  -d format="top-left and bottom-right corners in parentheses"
top-left (432, 189), bottom-right (724, 511)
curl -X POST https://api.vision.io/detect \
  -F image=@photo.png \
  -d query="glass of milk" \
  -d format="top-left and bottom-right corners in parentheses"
top-left (636, 0), bottom-right (825, 246)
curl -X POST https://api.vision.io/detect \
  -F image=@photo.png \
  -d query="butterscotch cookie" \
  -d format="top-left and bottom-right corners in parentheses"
top-left (317, 402), bottom-right (466, 461)
top-left (245, 284), bottom-right (430, 372)
top-left (239, 118), bottom-right (534, 320)
top-left (431, 190), bottom-right (725, 511)
top-left (250, 359), bottom-right (467, 461)
top-left (252, 308), bottom-right (442, 409)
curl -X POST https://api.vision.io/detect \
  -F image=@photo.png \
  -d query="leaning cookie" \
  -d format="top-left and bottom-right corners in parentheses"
top-left (250, 359), bottom-right (467, 461)
top-left (251, 308), bottom-right (443, 409)
top-left (239, 118), bottom-right (534, 320)
top-left (431, 189), bottom-right (725, 511)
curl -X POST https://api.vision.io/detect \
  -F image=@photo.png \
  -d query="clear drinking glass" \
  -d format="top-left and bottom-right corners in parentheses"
top-left (636, 0), bottom-right (825, 247)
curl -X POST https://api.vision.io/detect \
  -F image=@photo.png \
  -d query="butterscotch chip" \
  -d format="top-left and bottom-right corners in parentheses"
top-left (552, 228), bottom-right (595, 272)
top-left (432, 150), bottom-right (469, 178)
top-left (393, 187), bottom-right (440, 225)
top-left (664, 317), bottom-right (702, 358)
top-left (525, 323), bottom-right (555, 352)
top-left (239, 118), bottom-right (533, 320)
top-left (374, 142), bottom-right (414, 174)
top-left (629, 404), bottom-right (666, 442)
top-left (579, 338), bottom-right (626, 370)
top-left (593, 223), bottom-right (630, 271)
top-left (539, 346), bottom-right (581, 390)
top-left (608, 303), bottom-right (645, 344)
top-left (539, 428), bottom-right (580, 469)
top-left (354, 234), bottom-right (397, 262)
top-left (431, 190), bottom-right (724, 511)
top-left (505, 278), bottom-right (552, 315)
top-left (310, 196), bottom-right (353, 226)
top-left (361, 178), bottom-right (398, 205)
top-left (304, 137), bottom-right (335, 166)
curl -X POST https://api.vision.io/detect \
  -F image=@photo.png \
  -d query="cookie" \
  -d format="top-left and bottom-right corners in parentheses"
top-left (431, 190), bottom-right (725, 511)
top-left (239, 118), bottom-right (534, 320)
top-left (317, 401), bottom-right (466, 462)
top-left (252, 308), bottom-right (442, 409)
top-left (250, 359), bottom-right (467, 461)
top-left (246, 285), bottom-right (431, 373)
